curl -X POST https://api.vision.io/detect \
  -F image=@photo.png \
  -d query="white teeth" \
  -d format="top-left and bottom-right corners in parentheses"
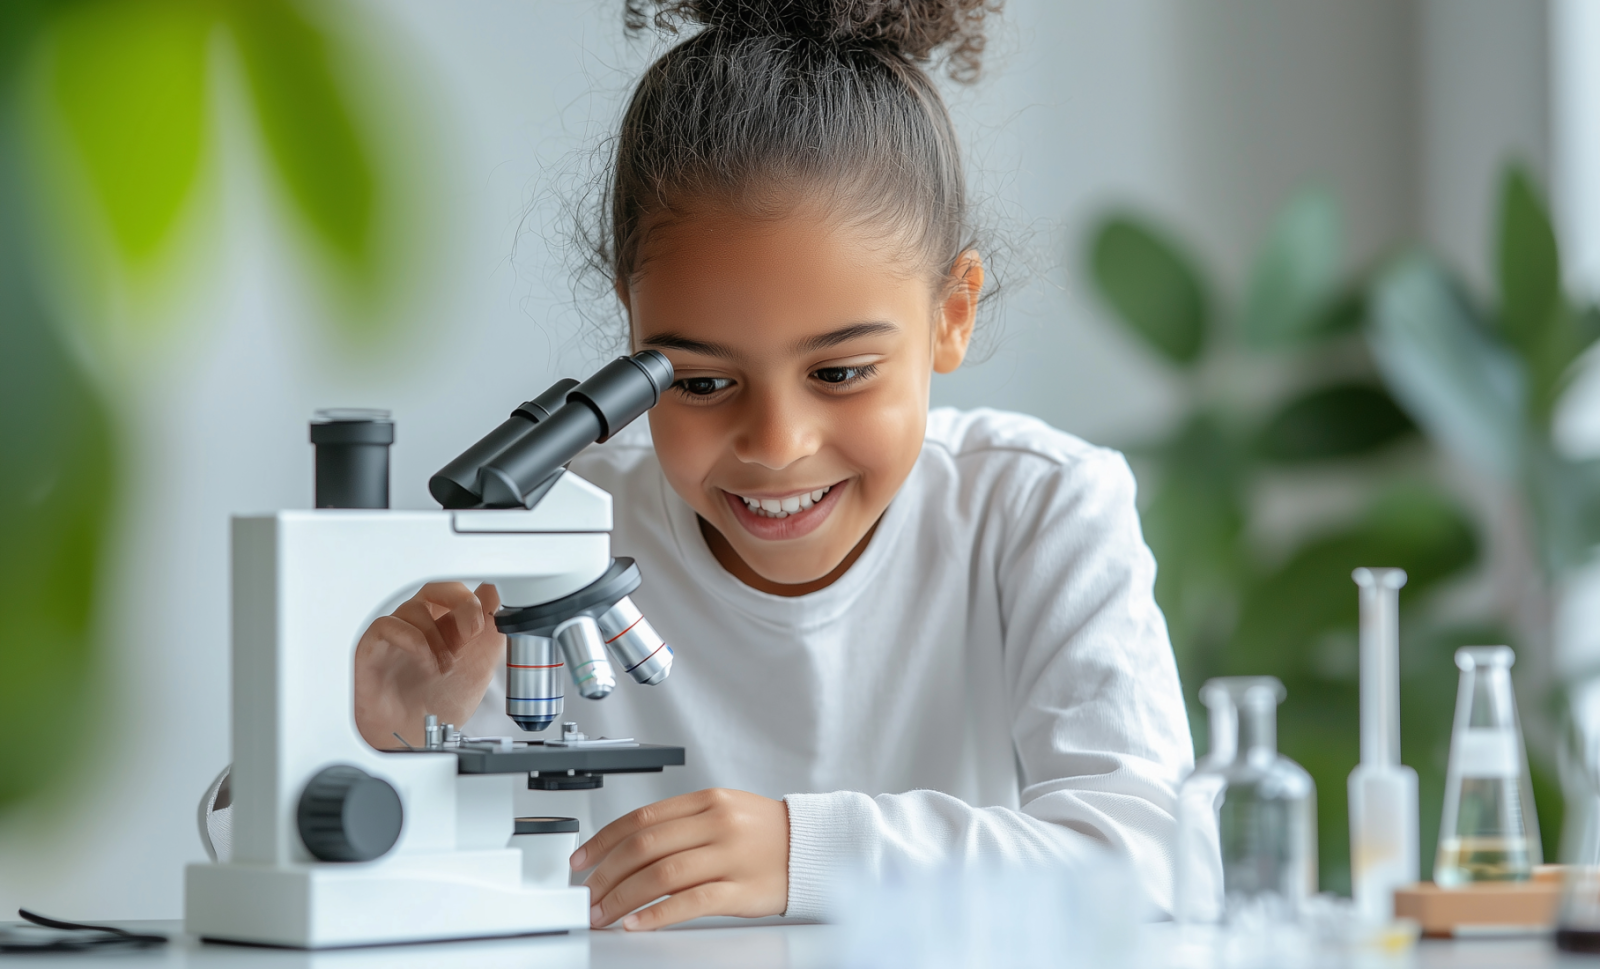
top-left (734, 484), bottom-right (835, 518)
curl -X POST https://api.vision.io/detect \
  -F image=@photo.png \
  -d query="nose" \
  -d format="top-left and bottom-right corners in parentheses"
top-left (731, 385), bottom-right (820, 471)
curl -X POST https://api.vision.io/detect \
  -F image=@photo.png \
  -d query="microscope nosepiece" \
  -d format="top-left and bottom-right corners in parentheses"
top-left (597, 596), bottom-right (673, 686)
top-left (507, 635), bottom-right (563, 732)
top-left (498, 558), bottom-right (670, 729)
top-left (553, 616), bottom-right (616, 700)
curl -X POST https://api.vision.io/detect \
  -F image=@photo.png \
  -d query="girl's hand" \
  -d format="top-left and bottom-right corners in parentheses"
top-left (353, 582), bottom-right (504, 749)
top-left (573, 788), bottom-right (790, 930)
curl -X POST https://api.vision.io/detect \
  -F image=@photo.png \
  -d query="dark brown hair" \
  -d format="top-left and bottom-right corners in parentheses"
top-left (602, 0), bottom-right (1001, 291)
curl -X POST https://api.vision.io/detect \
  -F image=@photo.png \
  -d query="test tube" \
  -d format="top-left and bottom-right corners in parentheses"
top-left (1434, 646), bottom-right (1541, 886)
top-left (1348, 567), bottom-right (1419, 922)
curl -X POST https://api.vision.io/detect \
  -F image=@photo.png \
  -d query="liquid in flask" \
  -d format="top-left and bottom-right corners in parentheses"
top-left (1434, 646), bottom-right (1540, 886)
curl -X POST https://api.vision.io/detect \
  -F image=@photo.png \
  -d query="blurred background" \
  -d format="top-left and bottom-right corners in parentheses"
top-left (1, 0), bottom-right (1595, 917)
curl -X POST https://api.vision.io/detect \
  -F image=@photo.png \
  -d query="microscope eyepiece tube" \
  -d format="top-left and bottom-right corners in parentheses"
top-left (474, 351), bottom-right (674, 508)
top-left (552, 616), bottom-right (616, 699)
top-left (506, 635), bottom-right (564, 732)
top-left (310, 409), bottom-right (393, 509)
top-left (429, 379), bottom-right (579, 508)
top-left (596, 596), bottom-right (673, 685)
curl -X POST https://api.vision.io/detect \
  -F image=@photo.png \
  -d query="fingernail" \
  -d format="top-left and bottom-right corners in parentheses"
top-left (570, 847), bottom-right (588, 869)
top-left (622, 914), bottom-right (639, 931)
top-left (589, 905), bottom-right (603, 926)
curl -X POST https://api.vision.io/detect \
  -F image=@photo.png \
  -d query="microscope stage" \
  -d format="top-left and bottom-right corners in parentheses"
top-left (386, 742), bottom-right (685, 775)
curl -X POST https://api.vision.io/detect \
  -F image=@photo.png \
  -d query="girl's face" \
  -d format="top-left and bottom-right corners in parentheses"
top-left (626, 203), bottom-right (981, 593)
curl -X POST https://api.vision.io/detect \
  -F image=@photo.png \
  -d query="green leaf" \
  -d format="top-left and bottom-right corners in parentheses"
top-left (0, 118), bottom-right (114, 810)
top-left (48, 0), bottom-right (213, 263)
top-left (1226, 483), bottom-right (1478, 680)
top-left (1368, 253), bottom-right (1525, 478)
top-left (1255, 382), bottom-right (1415, 464)
top-left (1523, 443), bottom-right (1600, 575)
top-left (1496, 166), bottom-right (1587, 423)
top-left (225, 0), bottom-right (375, 272)
top-left (1088, 215), bottom-right (1209, 365)
top-left (1497, 166), bottom-right (1562, 358)
top-left (1138, 414), bottom-right (1249, 672)
top-left (1300, 285), bottom-right (1367, 341)
top-left (1242, 188), bottom-right (1343, 347)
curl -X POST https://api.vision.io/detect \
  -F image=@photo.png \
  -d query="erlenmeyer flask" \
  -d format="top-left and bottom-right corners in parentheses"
top-left (1174, 677), bottom-right (1317, 923)
top-left (1556, 677), bottom-right (1600, 951)
top-left (1434, 646), bottom-right (1540, 886)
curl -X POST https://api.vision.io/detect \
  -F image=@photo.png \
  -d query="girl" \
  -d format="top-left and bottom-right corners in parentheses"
top-left (324, 0), bottom-right (1191, 931)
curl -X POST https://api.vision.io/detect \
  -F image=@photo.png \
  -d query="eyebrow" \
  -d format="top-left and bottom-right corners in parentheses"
top-left (641, 320), bottom-right (899, 360)
top-left (639, 333), bottom-right (738, 359)
top-left (794, 321), bottom-right (899, 353)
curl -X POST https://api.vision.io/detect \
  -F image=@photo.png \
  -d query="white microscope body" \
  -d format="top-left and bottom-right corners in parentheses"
top-left (185, 477), bottom-right (610, 947)
top-left (185, 352), bottom-right (681, 949)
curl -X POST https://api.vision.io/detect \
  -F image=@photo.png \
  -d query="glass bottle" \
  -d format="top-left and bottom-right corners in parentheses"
top-left (1434, 646), bottom-right (1540, 886)
top-left (1174, 677), bottom-right (1318, 923)
top-left (1556, 677), bottom-right (1600, 951)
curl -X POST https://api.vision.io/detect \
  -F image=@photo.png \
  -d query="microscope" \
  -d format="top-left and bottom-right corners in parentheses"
top-left (184, 352), bottom-right (686, 948)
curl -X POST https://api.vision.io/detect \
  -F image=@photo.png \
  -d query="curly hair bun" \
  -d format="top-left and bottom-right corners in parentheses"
top-left (630, 0), bottom-right (1000, 80)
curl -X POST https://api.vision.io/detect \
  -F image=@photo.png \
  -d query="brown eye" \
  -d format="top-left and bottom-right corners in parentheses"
top-left (811, 364), bottom-right (878, 386)
top-left (673, 377), bottom-right (733, 397)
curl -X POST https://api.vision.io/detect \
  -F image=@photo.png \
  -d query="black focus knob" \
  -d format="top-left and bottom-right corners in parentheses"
top-left (296, 766), bottom-right (403, 862)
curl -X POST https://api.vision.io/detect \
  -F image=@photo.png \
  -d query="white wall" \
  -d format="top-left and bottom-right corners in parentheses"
top-left (0, 0), bottom-right (1542, 919)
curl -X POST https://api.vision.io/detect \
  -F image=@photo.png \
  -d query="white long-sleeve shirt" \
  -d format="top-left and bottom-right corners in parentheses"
top-left (203, 407), bottom-right (1194, 918)
top-left (468, 406), bottom-right (1194, 918)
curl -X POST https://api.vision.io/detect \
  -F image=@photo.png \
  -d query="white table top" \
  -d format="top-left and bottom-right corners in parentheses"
top-left (1, 918), bottom-right (1593, 968)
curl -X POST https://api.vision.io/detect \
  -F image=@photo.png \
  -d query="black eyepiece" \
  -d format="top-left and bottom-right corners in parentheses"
top-left (430, 351), bottom-right (674, 510)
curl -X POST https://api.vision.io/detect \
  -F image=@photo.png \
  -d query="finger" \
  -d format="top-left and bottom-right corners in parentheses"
top-left (360, 615), bottom-right (437, 674)
top-left (583, 813), bottom-right (718, 901)
top-left (474, 582), bottom-right (502, 616)
top-left (413, 581), bottom-right (482, 617)
top-left (619, 881), bottom-right (743, 932)
top-left (571, 791), bottom-right (717, 871)
top-left (590, 845), bottom-right (726, 928)
top-left (390, 598), bottom-right (454, 667)
top-left (393, 586), bottom-right (489, 667)
top-left (412, 582), bottom-right (490, 651)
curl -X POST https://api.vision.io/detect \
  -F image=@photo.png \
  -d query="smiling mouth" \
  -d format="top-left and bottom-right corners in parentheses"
top-left (731, 485), bottom-right (833, 519)
top-left (720, 480), bottom-right (847, 540)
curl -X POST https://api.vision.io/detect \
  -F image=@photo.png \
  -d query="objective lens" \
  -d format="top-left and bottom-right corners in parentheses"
top-left (552, 616), bottom-right (616, 700)
top-left (597, 596), bottom-right (672, 686)
top-left (506, 634), bottom-right (563, 732)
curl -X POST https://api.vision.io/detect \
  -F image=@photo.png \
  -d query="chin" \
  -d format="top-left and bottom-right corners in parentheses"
top-left (739, 546), bottom-right (848, 587)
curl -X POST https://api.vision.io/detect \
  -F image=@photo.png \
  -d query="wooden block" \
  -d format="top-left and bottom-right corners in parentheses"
top-left (1393, 868), bottom-right (1564, 937)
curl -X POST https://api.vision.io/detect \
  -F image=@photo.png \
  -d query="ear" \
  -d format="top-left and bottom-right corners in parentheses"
top-left (932, 251), bottom-right (984, 374)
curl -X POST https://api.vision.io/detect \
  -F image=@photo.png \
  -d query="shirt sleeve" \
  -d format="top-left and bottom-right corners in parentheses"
top-left (782, 448), bottom-right (1193, 921)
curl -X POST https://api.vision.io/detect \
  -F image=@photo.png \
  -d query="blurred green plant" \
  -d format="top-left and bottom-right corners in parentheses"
top-left (0, 0), bottom-right (404, 812)
top-left (1086, 189), bottom-right (1485, 893)
top-left (1366, 165), bottom-right (1600, 860)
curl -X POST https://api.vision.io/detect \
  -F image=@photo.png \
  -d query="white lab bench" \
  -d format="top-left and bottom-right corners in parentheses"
top-left (1, 918), bottom-right (1591, 968)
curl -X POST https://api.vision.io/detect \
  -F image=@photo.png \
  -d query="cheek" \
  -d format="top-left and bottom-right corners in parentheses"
top-left (829, 374), bottom-right (927, 497)
top-left (646, 409), bottom-right (720, 501)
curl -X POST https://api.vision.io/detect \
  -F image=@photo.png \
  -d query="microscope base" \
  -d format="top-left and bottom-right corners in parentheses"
top-left (184, 852), bottom-right (589, 948)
